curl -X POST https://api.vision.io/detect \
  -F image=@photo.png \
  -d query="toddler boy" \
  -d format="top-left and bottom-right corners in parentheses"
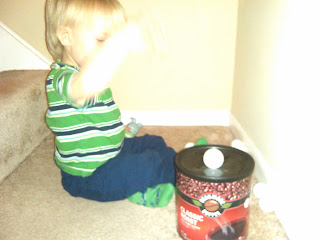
top-left (45, 0), bottom-right (175, 207)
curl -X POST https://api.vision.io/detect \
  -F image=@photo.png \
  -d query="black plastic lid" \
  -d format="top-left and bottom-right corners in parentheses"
top-left (175, 145), bottom-right (255, 182)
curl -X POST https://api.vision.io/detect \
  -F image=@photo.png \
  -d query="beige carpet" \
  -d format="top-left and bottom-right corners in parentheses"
top-left (0, 126), bottom-right (288, 240)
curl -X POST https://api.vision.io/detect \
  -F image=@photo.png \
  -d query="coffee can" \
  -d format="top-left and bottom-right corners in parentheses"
top-left (175, 145), bottom-right (255, 240)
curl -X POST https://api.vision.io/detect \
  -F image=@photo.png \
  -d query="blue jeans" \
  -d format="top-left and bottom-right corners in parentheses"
top-left (61, 135), bottom-right (176, 202)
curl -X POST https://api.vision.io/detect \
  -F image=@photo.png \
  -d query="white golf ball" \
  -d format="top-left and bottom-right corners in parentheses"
top-left (203, 148), bottom-right (224, 169)
top-left (184, 142), bottom-right (194, 148)
top-left (253, 182), bottom-right (268, 199)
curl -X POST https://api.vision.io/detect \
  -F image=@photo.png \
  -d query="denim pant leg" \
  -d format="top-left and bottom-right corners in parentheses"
top-left (61, 135), bottom-right (176, 202)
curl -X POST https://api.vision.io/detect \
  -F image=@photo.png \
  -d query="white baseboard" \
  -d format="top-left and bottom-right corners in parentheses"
top-left (121, 110), bottom-right (230, 126)
top-left (229, 114), bottom-right (273, 184)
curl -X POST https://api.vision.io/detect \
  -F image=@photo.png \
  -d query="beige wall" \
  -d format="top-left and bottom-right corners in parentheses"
top-left (232, 0), bottom-right (319, 178)
top-left (0, 0), bottom-right (49, 59)
top-left (0, 0), bottom-right (238, 111)
top-left (231, 0), bottom-right (286, 170)
top-left (232, 0), bottom-right (319, 238)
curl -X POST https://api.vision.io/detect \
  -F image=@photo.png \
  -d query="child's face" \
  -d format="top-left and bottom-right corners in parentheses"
top-left (64, 14), bottom-right (111, 66)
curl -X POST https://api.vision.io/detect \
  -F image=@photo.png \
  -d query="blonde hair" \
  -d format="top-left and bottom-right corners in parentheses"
top-left (45, 0), bottom-right (126, 60)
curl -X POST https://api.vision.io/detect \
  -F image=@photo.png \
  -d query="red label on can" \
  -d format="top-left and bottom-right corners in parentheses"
top-left (176, 173), bottom-right (251, 240)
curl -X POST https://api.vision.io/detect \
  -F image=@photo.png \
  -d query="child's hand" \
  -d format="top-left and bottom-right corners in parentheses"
top-left (126, 12), bottom-right (168, 55)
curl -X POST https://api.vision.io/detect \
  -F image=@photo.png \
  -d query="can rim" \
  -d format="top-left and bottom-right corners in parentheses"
top-left (175, 145), bottom-right (255, 182)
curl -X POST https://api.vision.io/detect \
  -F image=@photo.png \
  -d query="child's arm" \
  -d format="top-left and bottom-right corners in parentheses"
top-left (68, 29), bottom-right (131, 107)
top-left (68, 15), bottom-right (167, 107)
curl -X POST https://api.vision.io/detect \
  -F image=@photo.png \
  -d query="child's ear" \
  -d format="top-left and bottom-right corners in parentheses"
top-left (57, 26), bottom-right (73, 46)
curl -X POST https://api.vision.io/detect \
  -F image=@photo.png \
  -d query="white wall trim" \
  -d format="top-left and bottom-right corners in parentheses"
top-left (121, 110), bottom-right (230, 126)
top-left (0, 22), bottom-right (51, 71)
top-left (229, 114), bottom-right (273, 184)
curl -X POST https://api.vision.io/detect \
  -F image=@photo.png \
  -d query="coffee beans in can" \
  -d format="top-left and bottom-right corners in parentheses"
top-left (175, 145), bottom-right (255, 240)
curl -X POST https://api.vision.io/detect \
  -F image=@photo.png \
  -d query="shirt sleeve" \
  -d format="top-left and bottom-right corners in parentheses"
top-left (53, 67), bottom-right (93, 109)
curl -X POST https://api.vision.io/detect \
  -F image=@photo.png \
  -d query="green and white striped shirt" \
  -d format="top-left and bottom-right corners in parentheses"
top-left (46, 62), bottom-right (125, 177)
